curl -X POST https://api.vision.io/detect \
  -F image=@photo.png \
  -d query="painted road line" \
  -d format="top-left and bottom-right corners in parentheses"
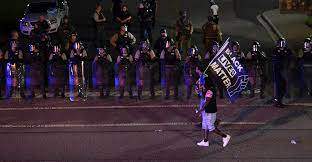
top-left (0, 104), bottom-right (276, 111)
top-left (0, 122), bottom-right (266, 128)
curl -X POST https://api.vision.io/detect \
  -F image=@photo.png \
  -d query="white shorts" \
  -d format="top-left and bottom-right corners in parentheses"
top-left (202, 112), bottom-right (217, 132)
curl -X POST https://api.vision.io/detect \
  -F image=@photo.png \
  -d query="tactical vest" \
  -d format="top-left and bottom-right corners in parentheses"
top-left (164, 49), bottom-right (177, 66)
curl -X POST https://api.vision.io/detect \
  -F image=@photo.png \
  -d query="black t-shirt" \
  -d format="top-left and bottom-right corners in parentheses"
top-left (202, 77), bottom-right (217, 113)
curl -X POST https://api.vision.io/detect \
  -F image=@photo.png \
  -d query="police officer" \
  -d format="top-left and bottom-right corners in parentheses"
top-left (154, 28), bottom-right (171, 56)
top-left (116, 46), bottom-right (134, 99)
top-left (209, 0), bottom-right (219, 24)
top-left (93, 3), bottom-right (107, 47)
top-left (25, 43), bottom-right (46, 99)
top-left (110, 25), bottom-right (136, 57)
top-left (134, 40), bottom-right (157, 99)
top-left (4, 40), bottom-right (25, 98)
top-left (92, 46), bottom-right (113, 98)
top-left (137, 2), bottom-right (154, 42)
top-left (112, 0), bottom-right (124, 20)
top-left (298, 37), bottom-right (312, 96)
top-left (204, 41), bottom-right (219, 64)
top-left (69, 42), bottom-right (88, 101)
top-left (160, 39), bottom-right (181, 100)
top-left (184, 45), bottom-right (202, 99)
top-left (115, 5), bottom-right (133, 29)
top-left (202, 16), bottom-right (222, 54)
top-left (49, 44), bottom-right (67, 98)
top-left (246, 41), bottom-right (267, 98)
top-left (139, 0), bottom-right (157, 27)
top-left (0, 49), bottom-right (4, 98)
top-left (204, 41), bottom-right (224, 99)
top-left (272, 38), bottom-right (292, 107)
top-left (58, 16), bottom-right (76, 46)
top-left (176, 10), bottom-right (193, 58)
top-left (36, 15), bottom-right (51, 34)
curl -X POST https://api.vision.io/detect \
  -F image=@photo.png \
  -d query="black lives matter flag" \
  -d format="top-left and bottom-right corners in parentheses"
top-left (204, 38), bottom-right (249, 102)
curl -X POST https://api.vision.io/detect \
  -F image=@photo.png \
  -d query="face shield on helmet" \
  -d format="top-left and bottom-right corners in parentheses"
top-left (29, 44), bottom-right (35, 53)
top-left (212, 42), bottom-right (219, 54)
top-left (160, 29), bottom-right (167, 38)
top-left (53, 45), bottom-right (60, 53)
top-left (189, 46), bottom-right (198, 56)
top-left (120, 47), bottom-right (129, 57)
top-left (73, 42), bottom-right (81, 51)
top-left (304, 38), bottom-right (311, 52)
top-left (97, 47), bottom-right (106, 56)
top-left (140, 40), bottom-right (150, 51)
top-left (10, 41), bottom-right (18, 51)
top-left (277, 38), bottom-right (286, 48)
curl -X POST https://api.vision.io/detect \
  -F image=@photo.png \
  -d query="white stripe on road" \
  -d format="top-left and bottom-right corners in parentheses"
top-left (0, 104), bottom-right (274, 111)
top-left (0, 122), bottom-right (266, 128)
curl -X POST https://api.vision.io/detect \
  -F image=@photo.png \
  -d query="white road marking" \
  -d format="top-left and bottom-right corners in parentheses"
top-left (0, 104), bottom-right (275, 111)
top-left (0, 122), bottom-right (266, 128)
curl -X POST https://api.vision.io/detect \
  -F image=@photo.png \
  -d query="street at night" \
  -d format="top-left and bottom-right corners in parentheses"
top-left (0, 0), bottom-right (311, 161)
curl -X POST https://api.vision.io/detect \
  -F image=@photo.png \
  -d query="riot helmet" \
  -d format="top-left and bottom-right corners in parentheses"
top-left (303, 37), bottom-right (311, 52)
top-left (252, 41), bottom-right (261, 52)
top-left (188, 45), bottom-right (199, 57)
top-left (276, 38), bottom-right (286, 48)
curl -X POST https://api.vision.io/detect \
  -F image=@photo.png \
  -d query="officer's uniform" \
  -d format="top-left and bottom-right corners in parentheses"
top-left (68, 44), bottom-right (88, 101)
top-left (116, 48), bottom-right (134, 99)
top-left (92, 51), bottom-right (113, 97)
top-left (110, 31), bottom-right (136, 58)
top-left (297, 40), bottom-right (312, 96)
top-left (160, 46), bottom-right (181, 99)
top-left (202, 20), bottom-right (222, 53)
top-left (138, 5), bottom-right (154, 42)
top-left (272, 47), bottom-right (292, 106)
top-left (245, 50), bottom-right (267, 98)
top-left (4, 45), bottom-right (24, 98)
top-left (134, 47), bottom-right (156, 99)
top-left (184, 50), bottom-right (202, 99)
top-left (25, 46), bottom-right (46, 98)
top-left (176, 16), bottom-right (193, 58)
top-left (0, 50), bottom-right (5, 98)
top-left (49, 49), bottom-right (67, 97)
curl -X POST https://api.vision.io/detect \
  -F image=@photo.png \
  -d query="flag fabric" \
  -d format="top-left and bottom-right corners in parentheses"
top-left (204, 38), bottom-right (249, 102)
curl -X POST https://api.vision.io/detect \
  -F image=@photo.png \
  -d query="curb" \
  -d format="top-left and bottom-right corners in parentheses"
top-left (257, 12), bottom-right (284, 42)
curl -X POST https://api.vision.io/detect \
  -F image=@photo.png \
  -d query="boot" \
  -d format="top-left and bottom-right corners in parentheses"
top-left (119, 88), bottom-right (124, 99)
top-left (137, 86), bottom-right (143, 100)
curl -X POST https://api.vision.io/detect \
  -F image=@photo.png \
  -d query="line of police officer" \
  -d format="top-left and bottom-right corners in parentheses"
top-left (0, 28), bottom-right (311, 104)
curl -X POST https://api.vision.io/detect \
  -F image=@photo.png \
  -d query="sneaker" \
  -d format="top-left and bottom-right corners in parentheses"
top-left (197, 140), bottom-right (209, 147)
top-left (222, 135), bottom-right (231, 147)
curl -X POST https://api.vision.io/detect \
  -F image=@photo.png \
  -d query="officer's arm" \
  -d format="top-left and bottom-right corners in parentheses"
top-left (190, 22), bottom-right (194, 34)
top-left (116, 56), bottom-right (121, 64)
top-left (82, 49), bottom-right (88, 58)
top-left (94, 56), bottom-right (98, 62)
top-left (18, 50), bottom-right (23, 60)
top-left (0, 50), bottom-right (3, 59)
top-left (49, 53), bottom-right (54, 61)
top-left (110, 34), bottom-right (118, 47)
top-left (150, 50), bottom-right (156, 60)
top-left (107, 54), bottom-right (113, 62)
top-left (129, 33), bottom-right (136, 45)
top-left (129, 55), bottom-right (134, 63)
top-left (134, 50), bottom-right (140, 61)
top-left (160, 50), bottom-right (165, 59)
top-left (4, 51), bottom-right (8, 60)
top-left (61, 53), bottom-right (67, 61)
top-left (175, 49), bottom-right (182, 60)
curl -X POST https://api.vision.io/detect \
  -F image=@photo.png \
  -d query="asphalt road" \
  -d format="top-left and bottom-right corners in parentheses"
top-left (1, 0), bottom-right (312, 161)
top-left (0, 97), bottom-right (311, 161)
